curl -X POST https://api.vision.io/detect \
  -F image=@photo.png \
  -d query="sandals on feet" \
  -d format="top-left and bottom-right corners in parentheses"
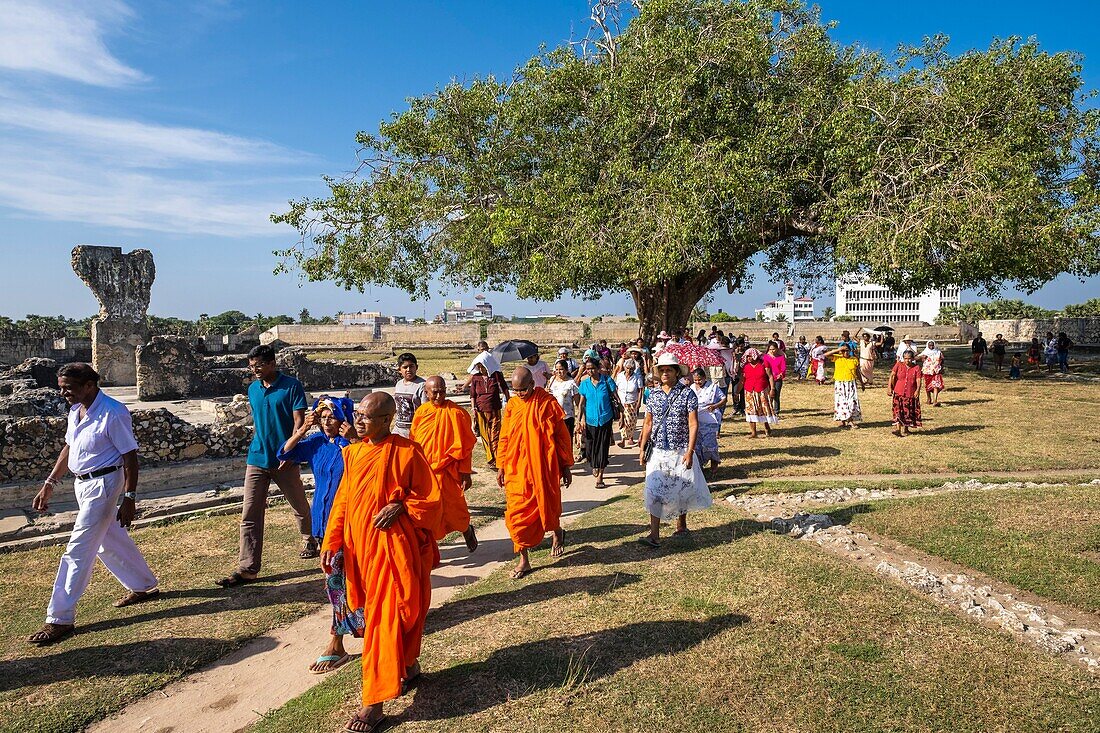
top-left (215, 572), bottom-right (257, 588)
top-left (344, 714), bottom-right (389, 733)
top-left (550, 530), bottom-right (566, 558)
top-left (637, 536), bottom-right (660, 549)
top-left (114, 588), bottom-right (160, 608)
top-left (300, 540), bottom-right (319, 559)
top-left (26, 622), bottom-right (74, 645)
top-left (510, 567), bottom-right (531, 580)
top-left (309, 653), bottom-right (351, 674)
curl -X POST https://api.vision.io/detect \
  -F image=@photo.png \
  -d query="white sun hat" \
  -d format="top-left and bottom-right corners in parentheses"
top-left (655, 351), bottom-right (687, 377)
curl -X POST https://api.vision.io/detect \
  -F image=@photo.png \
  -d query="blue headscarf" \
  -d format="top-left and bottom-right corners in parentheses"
top-left (312, 395), bottom-right (356, 424)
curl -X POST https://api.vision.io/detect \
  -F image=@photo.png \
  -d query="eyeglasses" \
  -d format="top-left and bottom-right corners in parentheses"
top-left (353, 411), bottom-right (394, 422)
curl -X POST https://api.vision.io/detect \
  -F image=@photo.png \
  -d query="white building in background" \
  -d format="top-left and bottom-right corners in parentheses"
top-left (439, 299), bottom-right (493, 324)
top-left (754, 282), bottom-right (815, 322)
top-left (337, 311), bottom-right (406, 338)
top-left (834, 275), bottom-right (960, 323)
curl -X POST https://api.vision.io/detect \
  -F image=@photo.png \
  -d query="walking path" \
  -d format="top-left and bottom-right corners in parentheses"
top-left (89, 446), bottom-right (644, 733)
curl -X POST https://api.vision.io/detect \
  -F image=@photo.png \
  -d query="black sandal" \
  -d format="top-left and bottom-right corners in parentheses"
top-left (343, 713), bottom-right (389, 732)
top-left (215, 572), bottom-right (258, 588)
top-left (300, 540), bottom-right (319, 559)
top-left (26, 622), bottom-right (75, 645)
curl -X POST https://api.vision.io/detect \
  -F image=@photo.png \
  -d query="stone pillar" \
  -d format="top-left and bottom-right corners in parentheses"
top-left (71, 246), bottom-right (155, 386)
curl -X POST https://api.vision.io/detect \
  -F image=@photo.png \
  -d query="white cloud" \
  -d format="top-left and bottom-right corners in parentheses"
top-left (0, 0), bottom-right (146, 86)
top-left (0, 103), bottom-right (299, 167)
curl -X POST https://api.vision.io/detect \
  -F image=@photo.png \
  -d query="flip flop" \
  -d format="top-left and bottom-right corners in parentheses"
top-left (510, 567), bottom-right (531, 580)
top-left (400, 672), bottom-right (422, 695)
top-left (215, 572), bottom-right (258, 588)
top-left (310, 653), bottom-right (351, 674)
top-left (344, 714), bottom-right (389, 733)
top-left (637, 536), bottom-right (660, 549)
top-left (551, 530), bottom-right (566, 557)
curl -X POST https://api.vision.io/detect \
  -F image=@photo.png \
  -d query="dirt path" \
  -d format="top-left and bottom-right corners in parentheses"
top-left (89, 446), bottom-right (644, 733)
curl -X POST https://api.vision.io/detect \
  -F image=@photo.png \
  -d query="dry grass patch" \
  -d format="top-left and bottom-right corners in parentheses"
top-left (250, 493), bottom-right (1100, 733)
top-left (0, 505), bottom-right (328, 733)
top-left (713, 346), bottom-right (1100, 479)
top-left (829, 484), bottom-right (1100, 614)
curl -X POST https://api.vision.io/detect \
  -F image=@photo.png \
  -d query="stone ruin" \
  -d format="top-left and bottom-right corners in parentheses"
top-left (0, 358), bottom-right (68, 418)
top-left (72, 245), bottom-right (155, 386)
top-left (136, 338), bottom-right (399, 400)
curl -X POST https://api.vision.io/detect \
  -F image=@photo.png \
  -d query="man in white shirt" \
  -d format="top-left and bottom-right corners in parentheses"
top-left (557, 347), bottom-right (579, 377)
top-left (896, 335), bottom-right (917, 362)
top-left (27, 363), bottom-right (159, 645)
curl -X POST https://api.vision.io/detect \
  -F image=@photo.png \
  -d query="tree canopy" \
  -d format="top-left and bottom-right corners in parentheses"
top-left (273, 0), bottom-right (1100, 339)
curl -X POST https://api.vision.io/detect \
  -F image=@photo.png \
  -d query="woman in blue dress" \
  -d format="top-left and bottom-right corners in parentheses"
top-left (278, 395), bottom-right (361, 674)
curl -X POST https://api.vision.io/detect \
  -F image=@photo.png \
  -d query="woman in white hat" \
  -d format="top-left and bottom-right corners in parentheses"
top-left (636, 352), bottom-right (711, 547)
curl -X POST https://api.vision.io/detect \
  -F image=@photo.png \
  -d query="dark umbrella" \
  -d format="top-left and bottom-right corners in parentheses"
top-left (870, 324), bottom-right (895, 333)
top-left (491, 339), bottom-right (540, 363)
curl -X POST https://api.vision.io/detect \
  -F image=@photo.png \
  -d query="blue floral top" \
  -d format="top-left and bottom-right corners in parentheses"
top-left (645, 384), bottom-right (698, 452)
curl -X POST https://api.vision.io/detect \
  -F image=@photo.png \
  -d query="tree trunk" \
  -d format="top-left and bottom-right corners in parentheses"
top-left (631, 270), bottom-right (723, 343)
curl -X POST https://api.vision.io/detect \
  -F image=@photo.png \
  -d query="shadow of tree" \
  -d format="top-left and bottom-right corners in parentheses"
top-left (556, 519), bottom-right (771, 569)
top-left (929, 424), bottom-right (986, 435)
top-left (402, 614), bottom-right (750, 721)
top-left (427, 572), bottom-right (643, 634)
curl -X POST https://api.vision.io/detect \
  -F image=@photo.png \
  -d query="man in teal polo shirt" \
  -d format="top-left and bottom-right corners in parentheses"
top-left (217, 345), bottom-right (314, 587)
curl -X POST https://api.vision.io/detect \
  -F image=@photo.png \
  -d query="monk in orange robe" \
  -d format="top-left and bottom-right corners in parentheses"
top-left (496, 366), bottom-right (574, 579)
top-left (410, 376), bottom-right (478, 552)
top-left (321, 392), bottom-right (441, 733)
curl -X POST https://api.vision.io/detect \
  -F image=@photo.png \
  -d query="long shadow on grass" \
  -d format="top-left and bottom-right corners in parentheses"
top-left (426, 572), bottom-right (642, 635)
top-left (557, 519), bottom-right (771, 569)
top-left (929, 424), bottom-right (986, 435)
top-left (67, 571), bottom-right (323, 636)
top-left (402, 613), bottom-right (750, 722)
top-left (0, 635), bottom-right (277, 691)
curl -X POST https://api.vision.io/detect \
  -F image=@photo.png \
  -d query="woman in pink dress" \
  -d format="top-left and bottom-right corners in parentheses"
top-left (762, 341), bottom-right (787, 414)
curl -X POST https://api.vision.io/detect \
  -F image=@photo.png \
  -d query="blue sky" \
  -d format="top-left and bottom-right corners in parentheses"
top-left (0, 0), bottom-right (1096, 321)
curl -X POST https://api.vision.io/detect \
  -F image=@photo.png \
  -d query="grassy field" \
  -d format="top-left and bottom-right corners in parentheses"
top-left (0, 505), bottom-right (328, 733)
top-left (310, 348), bottom-right (474, 378)
top-left (827, 484), bottom-right (1100, 614)
top-left (713, 347), bottom-right (1100, 479)
top-left (713, 472), bottom-right (1100, 498)
top-left (249, 493), bottom-right (1099, 733)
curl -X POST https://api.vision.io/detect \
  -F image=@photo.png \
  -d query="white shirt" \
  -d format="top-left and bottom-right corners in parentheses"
top-left (548, 378), bottom-right (579, 419)
top-left (615, 371), bottom-right (643, 404)
top-left (65, 390), bottom-right (139, 475)
top-left (896, 342), bottom-right (916, 361)
top-left (528, 360), bottom-right (552, 389)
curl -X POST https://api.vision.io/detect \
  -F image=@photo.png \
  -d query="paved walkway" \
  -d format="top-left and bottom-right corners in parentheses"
top-left (89, 446), bottom-right (644, 733)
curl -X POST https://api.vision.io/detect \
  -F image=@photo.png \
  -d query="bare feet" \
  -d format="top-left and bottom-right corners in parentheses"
top-left (550, 528), bottom-right (565, 558)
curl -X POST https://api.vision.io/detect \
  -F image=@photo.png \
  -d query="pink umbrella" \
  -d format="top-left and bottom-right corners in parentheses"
top-left (662, 341), bottom-right (724, 368)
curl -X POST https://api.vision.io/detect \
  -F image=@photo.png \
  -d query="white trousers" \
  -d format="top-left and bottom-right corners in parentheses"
top-left (46, 470), bottom-right (158, 625)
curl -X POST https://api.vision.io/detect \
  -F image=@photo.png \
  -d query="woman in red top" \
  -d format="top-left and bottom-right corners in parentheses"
top-left (741, 348), bottom-right (777, 438)
top-left (888, 349), bottom-right (923, 437)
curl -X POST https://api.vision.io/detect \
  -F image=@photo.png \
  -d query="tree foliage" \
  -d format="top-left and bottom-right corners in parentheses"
top-left (1063, 298), bottom-right (1100, 317)
top-left (935, 299), bottom-right (1058, 324)
top-left (273, 0), bottom-right (1100, 338)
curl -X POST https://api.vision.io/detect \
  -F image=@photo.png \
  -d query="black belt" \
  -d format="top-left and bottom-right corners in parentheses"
top-left (75, 465), bottom-right (121, 481)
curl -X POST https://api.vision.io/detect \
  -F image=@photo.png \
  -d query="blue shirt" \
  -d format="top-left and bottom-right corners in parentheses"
top-left (578, 374), bottom-right (617, 427)
top-left (278, 432), bottom-right (350, 540)
top-left (65, 390), bottom-right (139, 474)
top-left (248, 372), bottom-right (307, 469)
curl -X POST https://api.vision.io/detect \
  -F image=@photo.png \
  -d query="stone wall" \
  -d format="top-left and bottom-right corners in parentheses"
top-left (382, 324), bottom-right (480, 347)
top-left (0, 337), bottom-right (91, 366)
top-left (696, 322), bottom-right (791, 339)
top-left (486, 324), bottom-right (584, 346)
top-left (977, 317), bottom-right (1100, 346)
top-left (260, 324), bottom-right (379, 347)
top-left (276, 348), bottom-right (400, 390)
top-left (0, 408), bottom-right (251, 483)
top-left (591, 324), bottom-right (640, 344)
top-left (137, 336), bottom-right (252, 400)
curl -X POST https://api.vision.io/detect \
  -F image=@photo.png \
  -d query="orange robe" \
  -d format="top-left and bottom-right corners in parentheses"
top-left (409, 399), bottom-right (477, 540)
top-left (496, 387), bottom-right (574, 552)
top-left (322, 435), bottom-right (441, 706)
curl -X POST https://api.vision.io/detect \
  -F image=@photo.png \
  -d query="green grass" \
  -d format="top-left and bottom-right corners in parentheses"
top-left (0, 505), bottom-right (328, 733)
top-left (828, 484), bottom-right (1100, 614)
top-left (713, 346), bottom-right (1100, 479)
top-left (249, 491), bottom-right (1099, 733)
top-left (711, 473), bottom-right (1100, 499)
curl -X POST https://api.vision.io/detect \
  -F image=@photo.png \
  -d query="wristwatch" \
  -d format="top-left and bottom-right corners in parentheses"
top-left (123, 491), bottom-right (137, 501)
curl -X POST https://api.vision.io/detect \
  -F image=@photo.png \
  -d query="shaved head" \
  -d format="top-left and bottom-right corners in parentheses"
top-left (425, 375), bottom-right (447, 406)
top-left (511, 366), bottom-right (534, 399)
top-left (355, 392), bottom-right (396, 441)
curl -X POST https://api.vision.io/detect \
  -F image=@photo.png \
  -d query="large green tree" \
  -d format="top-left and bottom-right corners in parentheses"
top-left (273, 0), bottom-right (1100, 339)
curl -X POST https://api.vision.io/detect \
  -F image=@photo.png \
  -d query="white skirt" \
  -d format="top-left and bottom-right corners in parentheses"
top-left (643, 447), bottom-right (712, 520)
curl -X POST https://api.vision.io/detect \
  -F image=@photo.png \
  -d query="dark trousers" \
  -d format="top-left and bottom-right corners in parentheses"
top-left (240, 463), bottom-right (312, 575)
top-left (771, 379), bottom-right (783, 414)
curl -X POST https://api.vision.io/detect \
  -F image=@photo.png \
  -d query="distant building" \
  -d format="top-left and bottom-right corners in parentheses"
top-left (440, 299), bottom-right (493, 323)
top-left (754, 283), bottom-right (815, 322)
top-left (337, 310), bottom-right (406, 338)
top-left (834, 275), bottom-right (960, 324)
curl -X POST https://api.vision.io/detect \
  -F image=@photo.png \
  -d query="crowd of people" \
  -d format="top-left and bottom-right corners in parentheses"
top-left (24, 322), bottom-right (1069, 731)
